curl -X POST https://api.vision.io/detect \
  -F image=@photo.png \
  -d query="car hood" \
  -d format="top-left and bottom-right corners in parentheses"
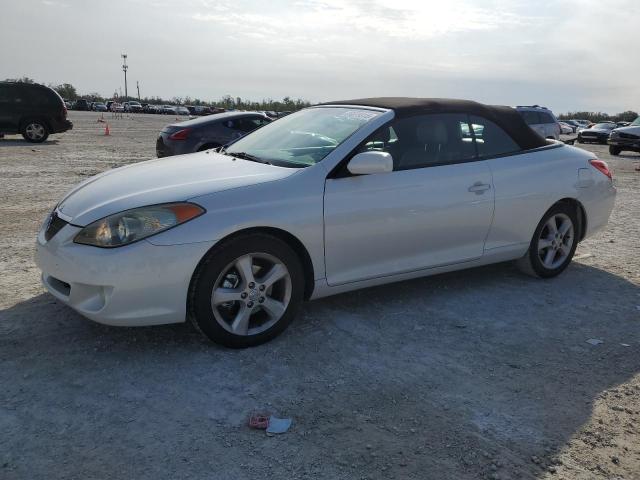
top-left (613, 125), bottom-right (640, 136)
top-left (58, 152), bottom-right (299, 226)
top-left (580, 128), bottom-right (610, 134)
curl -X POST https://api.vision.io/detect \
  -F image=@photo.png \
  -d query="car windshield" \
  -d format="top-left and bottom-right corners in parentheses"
top-left (631, 117), bottom-right (640, 126)
top-left (593, 123), bottom-right (615, 129)
top-left (224, 107), bottom-right (382, 168)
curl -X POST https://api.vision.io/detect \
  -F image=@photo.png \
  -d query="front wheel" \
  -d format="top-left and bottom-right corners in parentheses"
top-left (517, 204), bottom-right (578, 278)
top-left (189, 234), bottom-right (304, 348)
top-left (609, 146), bottom-right (621, 156)
top-left (22, 120), bottom-right (49, 143)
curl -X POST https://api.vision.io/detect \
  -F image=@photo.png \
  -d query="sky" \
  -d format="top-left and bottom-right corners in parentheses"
top-left (0, 0), bottom-right (638, 114)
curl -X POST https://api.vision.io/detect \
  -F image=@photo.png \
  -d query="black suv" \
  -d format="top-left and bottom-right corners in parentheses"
top-left (0, 82), bottom-right (73, 142)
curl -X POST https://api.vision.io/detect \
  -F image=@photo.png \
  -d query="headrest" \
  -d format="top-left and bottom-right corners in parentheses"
top-left (371, 126), bottom-right (391, 143)
top-left (416, 120), bottom-right (448, 144)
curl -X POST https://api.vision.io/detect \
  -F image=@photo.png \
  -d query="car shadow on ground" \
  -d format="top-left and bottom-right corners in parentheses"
top-left (0, 138), bottom-right (59, 147)
top-left (1, 261), bottom-right (638, 479)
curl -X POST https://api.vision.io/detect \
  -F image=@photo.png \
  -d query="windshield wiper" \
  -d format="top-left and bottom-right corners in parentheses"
top-left (225, 151), bottom-right (271, 164)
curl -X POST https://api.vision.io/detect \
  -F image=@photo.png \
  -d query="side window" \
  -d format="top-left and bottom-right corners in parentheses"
top-left (540, 112), bottom-right (555, 124)
top-left (520, 110), bottom-right (540, 125)
top-left (27, 89), bottom-right (54, 106)
top-left (469, 115), bottom-right (521, 158)
top-left (0, 85), bottom-right (12, 102)
top-left (0, 84), bottom-right (23, 104)
top-left (357, 114), bottom-right (476, 171)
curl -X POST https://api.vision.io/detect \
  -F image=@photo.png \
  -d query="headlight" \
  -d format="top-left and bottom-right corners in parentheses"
top-left (609, 131), bottom-right (619, 138)
top-left (74, 202), bottom-right (205, 248)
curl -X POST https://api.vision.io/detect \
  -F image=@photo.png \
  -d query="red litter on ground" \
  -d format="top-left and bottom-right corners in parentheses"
top-left (248, 414), bottom-right (269, 429)
top-left (248, 414), bottom-right (292, 435)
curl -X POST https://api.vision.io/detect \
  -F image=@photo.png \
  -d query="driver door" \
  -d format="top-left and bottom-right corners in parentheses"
top-left (323, 113), bottom-right (495, 286)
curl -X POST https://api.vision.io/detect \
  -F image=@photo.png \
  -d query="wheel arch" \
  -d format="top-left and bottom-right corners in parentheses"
top-left (19, 116), bottom-right (52, 133)
top-left (190, 226), bottom-right (316, 301)
top-left (553, 197), bottom-right (587, 241)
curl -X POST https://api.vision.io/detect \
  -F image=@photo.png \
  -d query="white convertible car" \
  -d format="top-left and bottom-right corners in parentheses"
top-left (36, 98), bottom-right (616, 347)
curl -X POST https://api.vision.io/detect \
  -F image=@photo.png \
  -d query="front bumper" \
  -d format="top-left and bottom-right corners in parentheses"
top-left (578, 133), bottom-right (607, 143)
top-left (608, 137), bottom-right (640, 149)
top-left (35, 219), bottom-right (215, 326)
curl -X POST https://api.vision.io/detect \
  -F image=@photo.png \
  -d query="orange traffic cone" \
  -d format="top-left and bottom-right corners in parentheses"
top-left (104, 124), bottom-right (110, 136)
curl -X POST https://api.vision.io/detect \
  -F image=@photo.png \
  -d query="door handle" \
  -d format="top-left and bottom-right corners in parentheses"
top-left (468, 182), bottom-right (491, 194)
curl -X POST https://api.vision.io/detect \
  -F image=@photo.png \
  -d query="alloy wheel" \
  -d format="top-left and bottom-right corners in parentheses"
top-left (537, 213), bottom-right (574, 270)
top-left (210, 253), bottom-right (292, 336)
top-left (25, 123), bottom-right (46, 141)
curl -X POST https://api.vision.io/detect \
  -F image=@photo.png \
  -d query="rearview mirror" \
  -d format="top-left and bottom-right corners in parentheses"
top-left (347, 151), bottom-right (393, 175)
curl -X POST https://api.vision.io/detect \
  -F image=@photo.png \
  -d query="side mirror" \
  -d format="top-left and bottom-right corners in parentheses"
top-left (347, 151), bottom-right (393, 175)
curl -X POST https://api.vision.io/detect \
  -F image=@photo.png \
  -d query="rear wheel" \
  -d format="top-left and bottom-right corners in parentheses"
top-left (609, 146), bottom-right (621, 156)
top-left (189, 234), bottom-right (304, 348)
top-left (21, 120), bottom-right (49, 143)
top-left (517, 204), bottom-right (578, 278)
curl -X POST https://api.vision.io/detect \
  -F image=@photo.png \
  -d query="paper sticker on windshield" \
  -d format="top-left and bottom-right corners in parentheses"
top-left (334, 110), bottom-right (379, 122)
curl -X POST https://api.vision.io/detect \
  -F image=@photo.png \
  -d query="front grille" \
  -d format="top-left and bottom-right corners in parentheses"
top-left (44, 211), bottom-right (68, 241)
top-left (619, 132), bottom-right (639, 140)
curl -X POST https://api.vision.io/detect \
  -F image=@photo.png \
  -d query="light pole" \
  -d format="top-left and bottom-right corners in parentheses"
top-left (136, 80), bottom-right (140, 101)
top-left (121, 53), bottom-right (128, 100)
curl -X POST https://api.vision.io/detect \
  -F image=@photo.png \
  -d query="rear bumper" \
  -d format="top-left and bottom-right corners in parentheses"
top-left (51, 119), bottom-right (73, 134)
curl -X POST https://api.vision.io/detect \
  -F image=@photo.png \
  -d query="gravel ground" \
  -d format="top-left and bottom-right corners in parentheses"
top-left (1, 112), bottom-right (639, 480)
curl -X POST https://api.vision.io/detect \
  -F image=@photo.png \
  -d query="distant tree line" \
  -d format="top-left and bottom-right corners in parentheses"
top-left (558, 111), bottom-right (638, 123)
top-left (2, 77), bottom-right (311, 112)
top-left (4, 77), bottom-right (637, 119)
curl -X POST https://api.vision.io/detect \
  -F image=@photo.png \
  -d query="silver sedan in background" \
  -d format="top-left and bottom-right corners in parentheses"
top-left (36, 98), bottom-right (616, 347)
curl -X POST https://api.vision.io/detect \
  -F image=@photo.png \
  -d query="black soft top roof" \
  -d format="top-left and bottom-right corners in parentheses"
top-left (321, 97), bottom-right (547, 150)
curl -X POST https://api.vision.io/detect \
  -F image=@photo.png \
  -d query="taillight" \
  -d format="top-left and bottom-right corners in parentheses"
top-left (589, 159), bottom-right (612, 180)
top-left (169, 128), bottom-right (190, 140)
top-left (62, 104), bottom-right (67, 117)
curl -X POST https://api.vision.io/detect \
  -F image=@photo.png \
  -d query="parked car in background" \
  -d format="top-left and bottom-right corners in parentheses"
top-left (516, 105), bottom-right (561, 139)
top-left (162, 105), bottom-right (178, 115)
top-left (560, 119), bottom-right (580, 132)
top-left (577, 122), bottom-right (617, 144)
top-left (616, 121), bottom-right (630, 127)
top-left (143, 104), bottom-right (160, 114)
top-left (36, 98), bottom-right (616, 347)
top-left (123, 101), bottom-right (144, 113)
top-left (156, 111), bottom-right (271, 157)
top-left (92, 102), bottom-right (107, 112)
top-left (571, 119), bottom-right (592, 129)
top-left (608, 116), bottom-right (640, 155)
top-left (558, 122), bottom-right (574, 134)
top-left (75, 99), bottom-right (90, 111)
top-left (110, 102), bottom-right (124, 113)
top-left (176, 106), bottom-right (190, 116)
top-left (0, 81), bottom-right (72, 142)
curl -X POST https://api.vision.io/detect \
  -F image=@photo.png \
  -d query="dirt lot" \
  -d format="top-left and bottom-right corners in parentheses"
top-left (1, 111), bottom-right (639, 480)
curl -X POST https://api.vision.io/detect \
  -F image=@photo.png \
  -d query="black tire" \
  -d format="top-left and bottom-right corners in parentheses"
top-left (516, 203), bottom-right (579, 278)
top-left (576, 137), bottom-right (583, 143)
top-left (21, 119), bottom-right (49, 143)
top-left (609, 146), bottom-right (621, 156)
top-left (189, 233), bottom-right (304, 348)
